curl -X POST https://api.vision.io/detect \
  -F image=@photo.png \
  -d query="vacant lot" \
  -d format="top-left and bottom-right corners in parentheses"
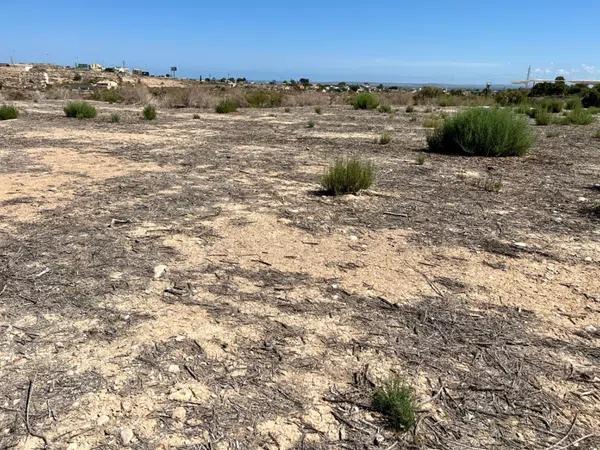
top-left (1, 100), bottom-right (598, 449)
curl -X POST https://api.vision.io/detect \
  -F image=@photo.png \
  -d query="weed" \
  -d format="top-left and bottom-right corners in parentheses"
top-left (321, 159), bottom-right (374, 195)
top-left (534, 108), bottom-right (552, 126)
top-left (246, 90), bottom-right (283, 108)
top-left (423, 116), bottom-right (443, 128)
top-left (110, 113), bottom-right (120, 123)
top-left (306, 120), bottom-right (315, 128)
top-left (215, 99), bottom-right (238, 114)
top-left (415, 153), bottom-right (426, 165)
top-left (566, 108), bottom-right (594, 125)
top-left (378, 104), bottom-right (392, 113)
top-left (427, 107), bottom-right (533, 156)
top-left (405, 105), bottom-right (415, 113)
top-left (193, 114), bottom-right (201, 119)
top-left (373, 378), bottom-right (416, 432)
top-left (315, 106), bottom-right (322, 114)
top-left (143, 105), bottom-right (157, 120)
top-left (352, 92), bottom-right (379, 110)
top-left (284, 107), bottom-right (291, 113)
top-left (91, 89), bottom-right (123, 104)
top-left (378, 132), bottom-right (392, 145)
top-left (64, 101), bottom-right (97, 119)
top-left (0, 105), bottom-right (19, 120)
top-left (593, 129), bottom-right (600, 139)
top-left (546, 131), bottom-right (559, 138)
top-left (565, 97), bottom-right (582, 110)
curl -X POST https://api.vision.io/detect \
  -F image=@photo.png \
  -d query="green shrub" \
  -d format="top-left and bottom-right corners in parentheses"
top-left (321, 159), bottom-right (374, 195)
top-left (246, 90), bottom-right (283, 108)
top-left (314, 106), bottom-right (322, 114)
top-left (582, 87), bottom-right (600, 108)
top-left (540, 98), bottom-right (564, 113)
top-left (534, 108), bottom-right (552, 126)
top-left (64, 101), bottom-right (97, 119)
top-left (373, 378), bottom-right (416, 432)
top-left (566, 108), bottom-right (594, 125)
top-left (423, 116), bottom-right (443, 128)
top-left (0, 105), bottom-right (19, 120)
top-left (495, 89), bottom-right (528, 106)
top-left (514, 104), bottom-right (533, 115)
top-left (427, 107), bottom-right (533, 156)
top-left (415, 153), bottom-right (426, 165)
top-left (91, 89), bottom-right (123, 103)
top-left (588, 107), bottom-right (600, 115)
top-left (565, 97), bottom-right (582, 110)
top-left (215, 99), bottom-right (238, 114)
top-left (193, 113), bottom-right (201, 119)
top-left (352, 92), bottom-right (379, 110)
top-left (306, 120), bottom-right (315, 128)
top-left (378, 104), bottom-right (392, 113)
top-left (594, 130), bottom-right (600, 139)
top-left (110, 113), bottom-right (120, 123)
top-left (143, 105), bottom-right (157, 120)
top-left (378, 132), bottom-right (392, 145)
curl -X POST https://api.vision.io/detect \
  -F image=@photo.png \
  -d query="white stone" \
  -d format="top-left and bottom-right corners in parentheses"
top-left (120, 428), bottom-right (134, 445)
top-left (153, 264), bottom-right (168, 279)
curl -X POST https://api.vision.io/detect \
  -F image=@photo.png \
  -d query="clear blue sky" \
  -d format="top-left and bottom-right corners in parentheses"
top-left (2, 0), bottom-right (599, 85)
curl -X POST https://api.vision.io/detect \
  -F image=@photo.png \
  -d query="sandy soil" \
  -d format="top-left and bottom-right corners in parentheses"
top-left (0, 101), bottom-right (598, 449)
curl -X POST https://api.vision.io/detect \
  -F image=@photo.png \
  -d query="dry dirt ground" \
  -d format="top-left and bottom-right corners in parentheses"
top-left (0, 100), bottom-right (599, 450)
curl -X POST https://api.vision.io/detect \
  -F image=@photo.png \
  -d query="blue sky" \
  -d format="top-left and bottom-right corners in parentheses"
top-left (1, 0), bottom-right (599, 84)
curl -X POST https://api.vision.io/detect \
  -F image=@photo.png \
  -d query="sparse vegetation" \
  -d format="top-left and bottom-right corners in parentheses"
top-left (306, 120), bottom-right (315, 128)
top-left (321, 159), bottom-right (374, 195)
top-left (593, 130), bottom-right (600, 139)
top-left (215, 99), bottom-right (238, 114)
top-left (64, 101), bottom-right (97, 119)
top-left (423, 116), bottom-right (443, 128)
top-left (565, 108), bottom-right (594, 125)
top-left (91, 89), bottom-right (123, 104)
top-left (315, 106), bottom-right (322, 114)
top-left (378, 131), bottom-right (392, 145)
top-left (193, 113), bottom-right (201, 119)
top-left (565, 97), bottom-right (582, 110)
top-left (110, 113), bottom-right (120, 123)
top-left (378, 104), bottom-right (392, 113)
top-left (415, 153), bottom-right (426, 165)
top-left (534, 108), bottom-right (552, 126)
top-left (246, 90), bottom-right (283, 108)
top-left (284, 107), bottom-right (291, 113)
top-left (427, 107), bottom-right (533, 156)
top-left (0, 105), bottom-right (19, 120)
top-left (405, 105), bottom-right (415, 113)
top-left (352, 92), bottom-right (379, 110)
top-left (373, 378), bottom-right (416, 432)
top-left (143, 105), bottom-right (157, 120)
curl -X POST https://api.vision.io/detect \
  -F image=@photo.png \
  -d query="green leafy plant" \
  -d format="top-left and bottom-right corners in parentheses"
top-left (427, 107), bottom-right (533, 156)
top-left (373, 378), bottom-right (416, 432)
top-left (566, 108), bottom-right (594, 125)
top-left (352, 92), bottom-right (379, 110)
top-left (0, 105), bottom-right (19, 120)
top-left (64, 101), bottom-right (97, 119)
top-left (215, 98), bottom-right (238, 114)
top-left (143, 104), bottom-right (157, 120)
top-left (321, 159), bottom-right (374, 195)
top-left (110, 113), bottom-right (120, 123)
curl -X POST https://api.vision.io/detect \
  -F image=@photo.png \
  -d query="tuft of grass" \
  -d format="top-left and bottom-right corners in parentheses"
top-left (534, 108), bottom-right (552, 126)
top-left (314, 106), bottom-right (322, 114)
top-left (0, 104), bottom-right (19, 120)
top-left (110, 113), bottom-right (120, 123)
top-left (306, 120), bottom-right (315, 129)
top-left (378, 104), bottom-right (392, 113)
top-left (193, 113), bottom-right (201, 119)
top-left (352, 92), bottom-right (379, 110)
top-left (405, 105), bottom-right (415, 113)
top-left (321, 159), bottom-right (374, 195)
top-left (284, 107), bottom-right (291, 113)
top-left (415, 153), bottom-right (426, 165)
top-left (565, 108), bottom-right (594, 125)
top-left (64, 101), bottom-right (97, 119)
top-left (143, 104), bottom-right (157, 120)
top-left (373, 378), bottom-right (416, 432)
top-left (215, 98), bottom-right (238, 114)
top-left (246, 90), bottom-right (283, 108)
top-left (540, 98), bottom-right (564, 113)
top-left (423, 116), bottom-right (443, 128)
top-left (514, 104), bottom-right (533, 116)
top-left (565, 97), bottom-right (582, 110)
top-left (427, 107), bottom-right (533, 157)
top-left (378, 131), bottom-right (392, 145)
top-left (409, 115), bottom-right (417, 122)
top-left (546, 131), bottom-right (559, 138)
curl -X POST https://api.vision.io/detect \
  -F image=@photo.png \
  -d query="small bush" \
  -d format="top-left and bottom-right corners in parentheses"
top-left (246, 90), bottom-right (283, 108)
top-left (378, 132), bottom-right (392, 145)
top-left (306, 120), bottom-right (315, 128)
top-left (378, 104), bottom-right (392, 113)
top-left (0, 105), bottom-right (19, 120)
top-left (215, 99), bottom-right (238, 114)
top-left (534, 108), bottom-right (552, 126)
top-left (91, 89), bottom-right (123, 104)
top-left (314, 106), bottom-right (322, 114)
top-left (193, 113), bottom-right (201, 120)
top-left (423, 116), bottom-right (443, 128)
top-left (514, 104), bottom-right (533, 115)
top-left (64, 101), bottom-right (97, 119)
top-left (373, 378), bottom-right (416, 432)
top-left (565, 97), bottom-right (582, 110)
top-left (427, 107), bottom-right (533, 156)
top-left (405, 105), bottom-right (415, 113)
top-left (321, 159), bottom-right (374, 195)
top-left (284, 107), bottom-right (291, 113)
top-left (143, 105), bottom-right (157, 120)
top-left (582, 88), bottom-right (600, 108)
top-left (540, 98), bottom-right (564, 113)
top-left (415, 153), bottom-right (426, 165)
top-left (352, 92), bottom-right (379, 110)
top-left (566, 108), bottom-right (594, 125)
top-left (110, 113), bottom-right (120, 123)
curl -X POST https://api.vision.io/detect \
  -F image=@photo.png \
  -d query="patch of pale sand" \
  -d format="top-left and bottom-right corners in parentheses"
top-left (256, 417), bottom-right (302, 450)
top-left (165, 210), bottom-right (599, 331)
top-left (20, 127), bottom-right (177, 145)
top-left (0, 147), bottom-right (161, 224)
top-left (309, 131), bottom-right (377, 140)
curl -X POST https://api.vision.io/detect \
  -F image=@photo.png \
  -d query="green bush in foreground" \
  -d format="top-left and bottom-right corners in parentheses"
top-left (321, 159), bottom-right (374, 195)
top-left (373, 378), bottom-right (416, 432)
top-left (215, 99), bottom-right (238, 114)
top-left (0, 105), bottom-right (19, 120)
top-left (64, 101), bottom-right (97, 119)
top-left (427, 107), bottom-right (534, 156)
top-left (352, 92), bottom-right (379, 110)
top-left (143, 105), bottom-right (157, 120)
top-left (566, 108), bottom-right (594, 125)
top-left (534, 108), bottom-right (552, 126)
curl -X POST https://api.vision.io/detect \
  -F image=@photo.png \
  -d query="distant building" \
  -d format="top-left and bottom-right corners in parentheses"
top-left (132, 69), bottom-right (150, 76)
top-left (90, 63), bottom-right (103, 72)
top-left (76, 63), bottom-right (91, 70)
top-left (95, 80), bottom-right (118, 90)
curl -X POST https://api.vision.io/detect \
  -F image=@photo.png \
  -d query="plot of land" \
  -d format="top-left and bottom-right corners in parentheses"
top-left (0, 101), bottom-right (599, 449)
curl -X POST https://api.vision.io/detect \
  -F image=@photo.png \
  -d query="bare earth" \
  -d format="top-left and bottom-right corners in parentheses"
top-left (0, 100), bottom-right (599, 449)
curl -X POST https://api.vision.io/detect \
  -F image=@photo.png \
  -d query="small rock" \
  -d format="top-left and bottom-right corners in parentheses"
top-left (513, 242), bottom-right (528, 249)
top-left (584, 325), bottom-right (597, 334)
top-left (153, 264), bottom-right (168, 279)
top-left (97, 415), bottom-right (110, 426)
top-left (168, 387), bottom-right (194, 402)
top-left (584, 256), bottom-right (592, 262)
top-left (373, 433), bottom-right (385, 446)
top-left (577, 197), bottom-right (587, 202)
top-left (167, 364), bottom-right (180, 374)
top-left (172, 406), bottom-right (187, 422)
top-left (120, 428), bottom-right (134, 445)
top-left (349, 235), bottom-right (358, 242)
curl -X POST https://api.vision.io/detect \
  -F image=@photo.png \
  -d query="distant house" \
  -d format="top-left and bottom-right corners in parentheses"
top-left (95, 80), bottom-right (118, 90)
top-left (132, 69), bottom-right (150, 76)
top-left (77, 63), bottom-right (91, 70)
top-left (90, 63), bottom-right (103, 72)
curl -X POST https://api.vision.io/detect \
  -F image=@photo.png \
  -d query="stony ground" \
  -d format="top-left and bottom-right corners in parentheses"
top-left (0, 100), bottom-right (599, 449)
